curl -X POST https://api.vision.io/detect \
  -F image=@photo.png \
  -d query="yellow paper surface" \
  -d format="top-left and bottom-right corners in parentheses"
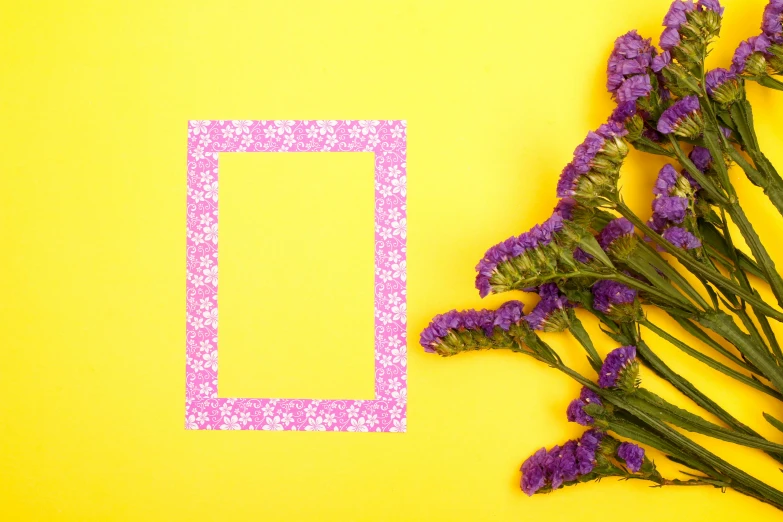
top-left (3, 0), bottom-right (783, 520)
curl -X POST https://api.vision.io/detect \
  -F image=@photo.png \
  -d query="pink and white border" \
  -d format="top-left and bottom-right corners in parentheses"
top-left (185, 120), bottom-right (407, 432)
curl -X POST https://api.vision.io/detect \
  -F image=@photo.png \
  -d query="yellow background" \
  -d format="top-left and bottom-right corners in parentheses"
top-left (4, 0), bottom-right (783, 520)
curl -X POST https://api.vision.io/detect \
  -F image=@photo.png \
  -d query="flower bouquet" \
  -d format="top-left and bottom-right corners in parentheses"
top-left (420, 0), bottom-right (783, 511)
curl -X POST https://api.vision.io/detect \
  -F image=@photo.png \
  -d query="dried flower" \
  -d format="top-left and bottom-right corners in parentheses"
top-left (520, 430), bottom-right (605, 495)
top-left (731, 35), bottom-right (772, 75)
top-left (652, 196), bottom-right (689, 223)
top-left (567, 387), bottom-right (604, 426)
top-left (419, 309), bottom-right (497, 355)
top-left (652, 50), bottom-right (672, 72)
top-left (617, 75), bottom-right (653, 103)
top-left (597, 218), bottom-right (634, 250)
top-left (617, 442), bottom-right (646, 472)
top-left (657, 95), bottom-right (703, 138)
top-left (592, 280), bottom-right (638, 317)
top-left (607, 31), bottom-right (656, 97)
top-left (663, 226), bottom-right (702, 249)
top-left (599, 345), bottom-right (639, 389)
top-left (762, 0), bottom-right (783, 43)
top-left (494, 300), bottom-right (525, 331)
top-left (689, 146), bottom-right (712, 172)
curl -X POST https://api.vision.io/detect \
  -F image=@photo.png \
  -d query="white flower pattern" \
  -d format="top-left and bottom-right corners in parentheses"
top-left (186, 120), bottom-right (406, 431)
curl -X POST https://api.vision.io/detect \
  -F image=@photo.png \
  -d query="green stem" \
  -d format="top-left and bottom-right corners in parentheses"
top-left (642, 320), bottom-right (783, 401)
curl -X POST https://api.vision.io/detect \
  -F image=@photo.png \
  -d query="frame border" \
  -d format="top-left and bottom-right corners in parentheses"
top-left (185, 120), bottom-right (407, 432)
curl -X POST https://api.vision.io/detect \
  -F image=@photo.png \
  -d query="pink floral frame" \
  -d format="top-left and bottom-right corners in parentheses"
top-left (185, 120), bottom-right (407, 432)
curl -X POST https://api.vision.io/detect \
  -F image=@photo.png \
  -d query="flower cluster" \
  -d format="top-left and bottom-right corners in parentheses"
top-left (525, 284), bottom-right (573, 332)
top-left (474, 211), bottom-right (566, 298)
top-left (617, 442), bottom-right (646, 473)
top-left (556, 119), bottom-right (629, 204)
top-left (567, 386), bottom-right (604, 426)
top-left (592, 279), bottom-right (638, 320)
top-left (763, 1), bottom-right (783, 43)
top-left (657, 95), bottom-right (703, 138)
top-left (419, 308), bottom-right (498, 355)
top-left (599, 345), bottom-right (640, 391)
top-left (705, 67), bottom-right (741, 106)
top-left (520, 429), bottom-right (605, 496)
top-left (649, 164), bottom-right (702, 249)
top-left (607, 31), bottom-right (656, 102)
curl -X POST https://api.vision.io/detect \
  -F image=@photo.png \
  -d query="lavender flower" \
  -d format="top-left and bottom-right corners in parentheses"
top-left (762, 0), bottom-right (783, 42)
top-left (567, 387), bottom-right (604, 426)
top-left (592, 280), bottom-right (638, 315)
top-left (597, 218), bottom-right (634, 249)
top-left (652, 196), bottom-right (688, 223)
top-left (657, 96), bottom-right (702, 137)
top-left (599, 345), bottom-right (638, 389)
top-left (663, 226), bottom-right (702, 249)
top-left (617, 442), bottom-right (646, 473)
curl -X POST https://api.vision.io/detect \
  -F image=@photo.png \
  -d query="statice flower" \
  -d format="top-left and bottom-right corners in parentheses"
top-left (652, 50), bottom-right (672, 72)
top-left (690, 146), bottom-right (712, 172)
top-left (617, 442), bottom-right (646, 473)
top-left (419, 309), bottom-right (497, 355)
top-left (557, 123), bottom-right (630, 203)
top-left (567, 387), bottom-right (604, 426)
top-left (617, 75), bottom-right (653, 103)
top-left (653, 164), bottom-right (679, 196)
top-left (606, 31), bottom-right (656, 98)
top-left (663, 226), bottom-right (702, 249)
top-left (657, 95), bottom-right (703, 138)
top-left (652, 196), bottom-right (688, 223)
top-left (599, 345), bottom-right (639, 390)
top-left (731, 35), bottom-right (772, 75)
top-left (592, 279), bottom-right (638, 319)
top-left (597, 218), bottom-right (633, 249)
top-left (520, 430), bottom-right (605, 496)
top-left (525, 286), bottom-right (572, 332)
top-left (762, 0), bottom-right (783, 43)
top-left (663, 0), bottom-right (695, 29)
top-left (494, 300), bottom-right (525, 331)
top-left (697, 0), bottom-right (723, 15)
top-left (474, 211), bottom-right (565, 297)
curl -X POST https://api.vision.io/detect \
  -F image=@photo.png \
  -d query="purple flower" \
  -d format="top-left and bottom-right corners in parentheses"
top-left (616, 75), bottom-right (653, 103)
top-left (494, 300), bottom-right (525, 331)
top-left (567, 387), bottom-right (604, 426)
top-left (592, 280), bottom-right (637, 314)
top-left (652, 196), bottom-right (688, 223)
top-left (660, 27), bottom-right (682, 51)
top-left (554, 197), bottom-right (576, 221)
top-left (697, 0), bottom-right (723, 15)
top-left (419, 309), bottom-right (496, 352)
top-left (689, 146), bottom-right (712, 171)
top-left (652, 50), bottom-right (672, 72)
top-left (475, 211), bottom-right (566, 297)
top-left (654, 164), bottom-right (680, 196)
top-left (576, 429), bottom-right (604, 475)
top-left (520, 430), bottom-right (605, 495)
top-left (597, 218), bottom-right (634, 249)
top-left (663, 226), bottom-right (702, 249)
top-left (657, 95), bottom-right (700, 135)
top-left (732, 35), bottom-right (772, 74)
top-left (617, 442), bottom-right (646, 473)
top-left (520, 448), bottom-right (548, 496)
top-left (573, 247), bottom-right (593, 263)
top-left (525, 293), bottom-right (571, 332)
top-left (610, 101), bottom-right (638, 125)
top-left (663, 0), bottom-right (695, 29)
top-left (599, 345), bottom-right (637, 388)
top-left (705, 67), bottom-right (736, 95)
top-left (606, 31), bottom-right (656, 95)
top-left (762, 0), bottom-right (783, 41)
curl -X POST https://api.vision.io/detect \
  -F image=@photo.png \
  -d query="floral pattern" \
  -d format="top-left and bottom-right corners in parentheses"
top-left (186, 120), bottom-right (407, 432)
